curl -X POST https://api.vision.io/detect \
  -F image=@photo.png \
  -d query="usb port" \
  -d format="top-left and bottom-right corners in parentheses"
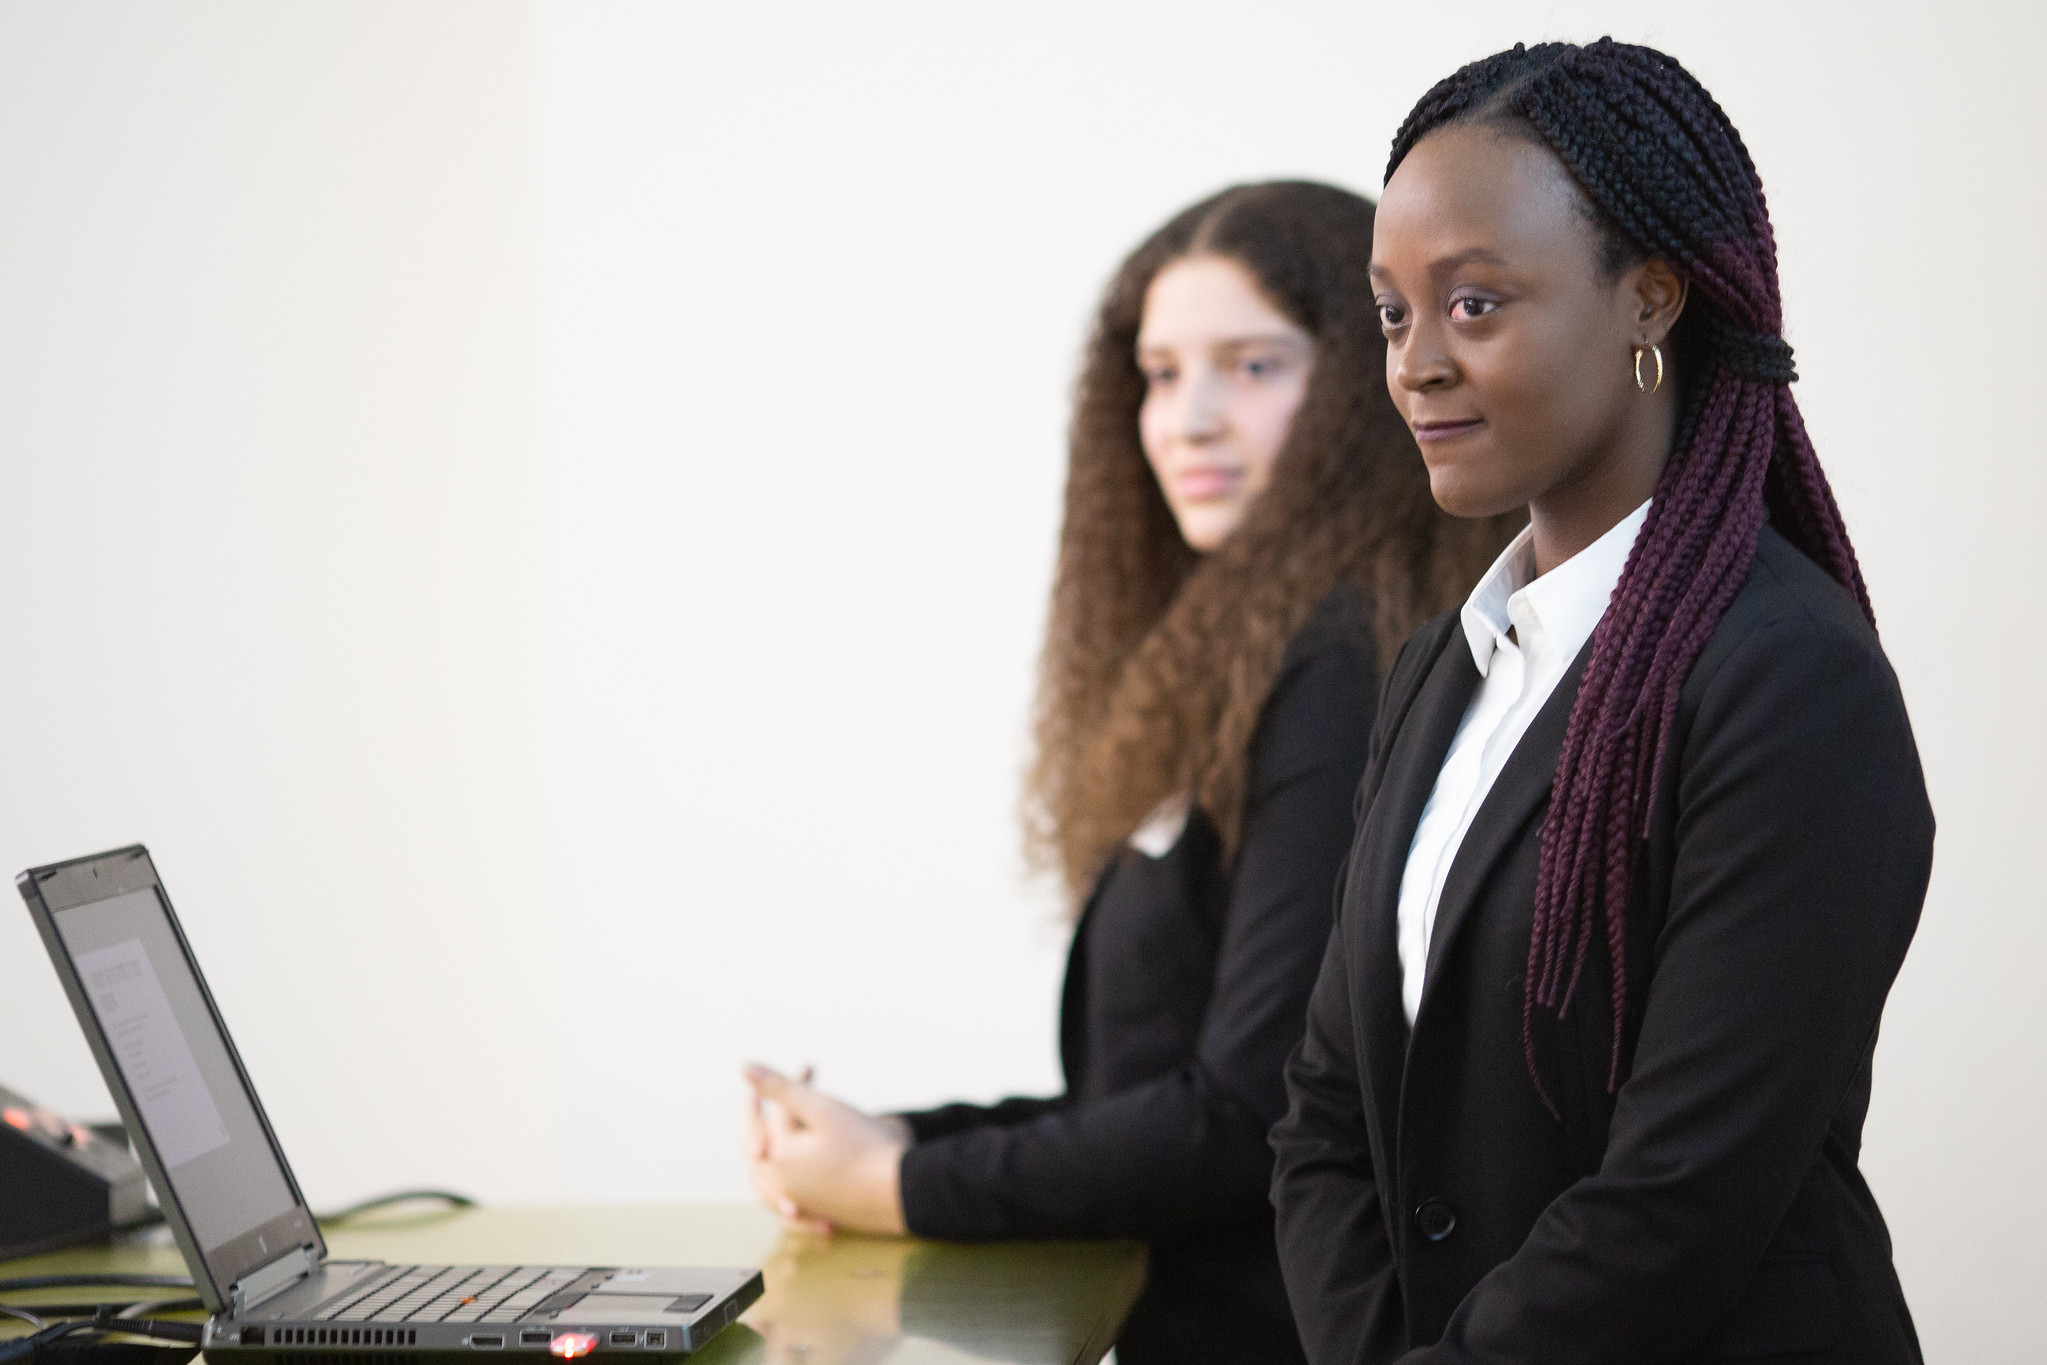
top-left (520, 1331), bottom-right (552, 1347)
top-left (608, 1332), bottom-right (637, 1347)
top-left (468, 1335), bottom-right (505, 1350)
top-left (642, 1332), bottom-right (666, 1350)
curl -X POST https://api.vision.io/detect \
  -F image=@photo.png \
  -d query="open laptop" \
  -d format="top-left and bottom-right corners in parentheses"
top-left (19, 846), bottom-right (762, 1361)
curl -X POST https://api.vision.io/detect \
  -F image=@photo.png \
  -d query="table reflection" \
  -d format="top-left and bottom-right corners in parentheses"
top-left (746, 1233), bottom-right (913, 1365)
top-left (741, 1229), bottom-right (1143, 1365)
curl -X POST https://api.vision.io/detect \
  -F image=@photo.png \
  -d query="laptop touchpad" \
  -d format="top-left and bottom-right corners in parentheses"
top-left (555, 1293), bottom-right (708, 1323)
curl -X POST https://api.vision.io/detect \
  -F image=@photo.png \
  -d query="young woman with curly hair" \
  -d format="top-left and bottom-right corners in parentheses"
top-left (742, 180), bottom-right (1515, 1363)
top-left (1270, 41), bottom-right (1934, 1364)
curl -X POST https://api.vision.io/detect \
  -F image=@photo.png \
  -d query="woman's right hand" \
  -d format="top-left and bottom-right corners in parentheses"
top-left (746, 1064), bottom-right (828, 1233)
top-left (743, 1063), bottom-right (911, 1236)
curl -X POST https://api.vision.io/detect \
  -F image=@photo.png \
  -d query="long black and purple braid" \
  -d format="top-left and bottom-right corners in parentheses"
top-left (1387, 40), bottom-right (1872, 1112)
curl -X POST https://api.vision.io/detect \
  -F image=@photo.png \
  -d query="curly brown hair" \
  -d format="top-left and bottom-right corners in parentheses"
top-left (1025, 180), bottom-right (1520, 904)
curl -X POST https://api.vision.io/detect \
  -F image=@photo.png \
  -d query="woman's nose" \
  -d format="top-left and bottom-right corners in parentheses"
top-left (1393, 332), bottom-right (1455, 392)
top-left (1179, 373), bottom-right (1227, 440)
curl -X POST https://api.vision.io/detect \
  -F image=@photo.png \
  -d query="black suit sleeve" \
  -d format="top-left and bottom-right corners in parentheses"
top-left (1270, 622), bottom-right (1444, 1365)
top-left (893, 1095), bottom-right (1066, 1144)
top-left (1408, 606), bottom-right (1933, 1362)
top-left (897, 619), bottom-right (1376, 1240)
top-left (1271, 919), bottom-right (1408, 1364)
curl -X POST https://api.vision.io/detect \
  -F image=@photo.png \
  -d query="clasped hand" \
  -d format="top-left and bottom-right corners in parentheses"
top-left (744, 1063), bottom-right (910, 1236)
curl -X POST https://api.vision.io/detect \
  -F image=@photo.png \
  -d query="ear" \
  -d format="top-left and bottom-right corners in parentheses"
top-left (1628, 258), bottom-right (1688, 349)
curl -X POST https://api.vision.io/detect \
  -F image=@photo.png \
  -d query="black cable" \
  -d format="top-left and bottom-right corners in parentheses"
top-left (1, 1316), bottom-right (206, 1363)
top-left (315, 1190), bottom-right (475, 1224)
top-left (27, 1185), bottom-right (478, 1241)
top-left (0, 1320), bottom-right (93, 1363)
top-left (0, 1186), bottom-right (478, 1294)
top-left (1, 1187), bottom-right (478, 1362)
top-left (1, 1304), bottom-right (200, 1322)
top-left (0, 1299), bottom-right (206, 1362)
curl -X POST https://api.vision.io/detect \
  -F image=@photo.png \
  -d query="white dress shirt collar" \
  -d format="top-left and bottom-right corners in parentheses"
top-left (1460, 500), bottom-right (1652, 680)
top-left (1392, 498), bottom-right (1653, 1025)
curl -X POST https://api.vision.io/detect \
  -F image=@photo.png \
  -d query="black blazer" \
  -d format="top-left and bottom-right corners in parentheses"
top-left (895, 589), bottom-right (1378, 1365)
top-left (1271, 528), bottom-right (1934, 1365)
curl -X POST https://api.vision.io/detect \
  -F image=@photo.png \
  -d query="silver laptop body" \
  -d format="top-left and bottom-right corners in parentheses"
top-left (20, 846), bottom-right (762, 1361)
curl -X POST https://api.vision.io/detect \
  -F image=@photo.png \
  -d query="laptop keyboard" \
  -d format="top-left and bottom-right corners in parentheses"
top-left (316, 1266), bottom-right (587, 1324)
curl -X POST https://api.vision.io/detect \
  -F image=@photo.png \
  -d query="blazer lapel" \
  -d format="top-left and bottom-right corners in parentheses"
top-left (1351, 627), bottom-right (1479, 1132)
top-left (1418, 639), bottom-right (1594, 1008)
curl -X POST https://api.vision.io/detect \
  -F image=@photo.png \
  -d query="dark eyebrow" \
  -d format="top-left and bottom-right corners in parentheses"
top-left (1431, 247), bottom-right (1510, 272)
top-left (1135, 332), bottom-right (1307, 357)
top-left (1213, 333), bottom-right (1310, 352)
top-left (1370, 246), bottom-right (1511, 282)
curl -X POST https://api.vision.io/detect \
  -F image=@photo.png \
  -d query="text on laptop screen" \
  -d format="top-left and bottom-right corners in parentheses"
top-left (55, 885), bottom-right (296, 1252)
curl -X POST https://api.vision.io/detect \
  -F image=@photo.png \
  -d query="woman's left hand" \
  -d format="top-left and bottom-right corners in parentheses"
top-left (744, 1063), bottom-right (910, 1236)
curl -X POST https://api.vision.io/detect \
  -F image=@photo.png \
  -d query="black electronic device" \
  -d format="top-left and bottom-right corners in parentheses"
top-left (0, 1084), bottom-right (149, 1261)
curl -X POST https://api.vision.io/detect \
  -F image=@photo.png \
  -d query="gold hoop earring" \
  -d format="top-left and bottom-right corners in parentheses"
top-left (1633, 344), bottom-right (1664, 395)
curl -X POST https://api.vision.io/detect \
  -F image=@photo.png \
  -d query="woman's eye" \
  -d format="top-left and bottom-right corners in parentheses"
top-left (1377, 304), bottom-right (1407, 330)
top-left (1143, 366), bottom-right (1176, 385)
top-left (1242, 357), bottom-right (1277, 378)
top-left (1451, 296), bottom-right (1499, 320)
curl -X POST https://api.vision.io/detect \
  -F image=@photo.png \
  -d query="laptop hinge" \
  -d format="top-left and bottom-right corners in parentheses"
top-left (231, 1245), bottom-right (318, 1317)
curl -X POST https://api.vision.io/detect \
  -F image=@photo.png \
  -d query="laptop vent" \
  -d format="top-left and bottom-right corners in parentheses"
top-left (277, 1328), bottom-right (418, 1347)
top-left (293, 1354), bottom-right (418, 1365)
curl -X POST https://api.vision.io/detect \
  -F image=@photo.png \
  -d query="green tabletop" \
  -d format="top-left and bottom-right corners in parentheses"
top-left (0, 1206), bottom-right (1146, 1365)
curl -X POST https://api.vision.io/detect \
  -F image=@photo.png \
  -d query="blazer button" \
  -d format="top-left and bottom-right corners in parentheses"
top-left (1414, 1198), bottom-right (1457, 1242)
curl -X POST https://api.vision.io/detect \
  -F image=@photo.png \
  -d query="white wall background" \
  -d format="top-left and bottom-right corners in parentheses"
top-left (0, 2), bottom-right (2040, 1358)
top-left (0, 1), bottom-right (561, 1203)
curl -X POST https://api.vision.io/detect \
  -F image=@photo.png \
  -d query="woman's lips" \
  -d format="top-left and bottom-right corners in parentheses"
top-left (1174, 466), bottom-right (1243, 499)
top-left (1413, 418), bottom-right (1484, 444)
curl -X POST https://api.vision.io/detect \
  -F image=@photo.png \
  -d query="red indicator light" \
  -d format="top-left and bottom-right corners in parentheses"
top-left (549, 1334), bottom-right (598, 1359)
top-left (1, 1109), bottom-right (27, 1132)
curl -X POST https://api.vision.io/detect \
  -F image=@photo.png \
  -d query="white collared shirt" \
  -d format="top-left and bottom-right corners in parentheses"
top-left (1395, 501), bottom-right (1650, 1025)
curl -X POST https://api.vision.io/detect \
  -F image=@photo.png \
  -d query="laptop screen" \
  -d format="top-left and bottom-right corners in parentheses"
top-left (25, 848), bottom-right (321, 1309)
top-left (55, 886), bottom-right (297, 1248)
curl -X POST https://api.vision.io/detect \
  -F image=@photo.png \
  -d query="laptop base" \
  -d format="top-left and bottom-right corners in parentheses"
top-left (201, 1262), bottom-right (763, 1361)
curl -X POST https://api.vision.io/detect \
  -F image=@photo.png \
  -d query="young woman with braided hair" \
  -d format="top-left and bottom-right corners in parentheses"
top-left (741, 182), bottom-right (1515, 1363)
top-left (1271, 40), bottom-right (1933, 1364)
